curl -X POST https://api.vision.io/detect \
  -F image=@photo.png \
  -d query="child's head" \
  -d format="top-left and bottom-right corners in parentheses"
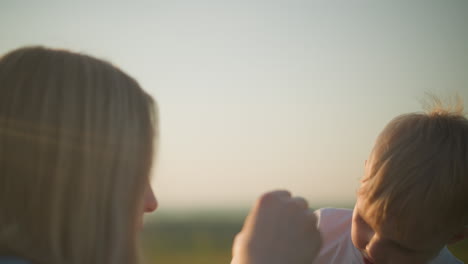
top-left (0, 47), bottom-right (158, 264)
top-left (351, 98), bottom-right (468, 264)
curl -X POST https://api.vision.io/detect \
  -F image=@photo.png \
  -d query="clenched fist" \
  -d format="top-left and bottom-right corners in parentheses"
top-left (231, 190), bottom-right (322, 264)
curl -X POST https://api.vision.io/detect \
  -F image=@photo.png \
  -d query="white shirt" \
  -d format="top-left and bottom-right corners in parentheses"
top-left (312, 208), bottom-right (463, 264)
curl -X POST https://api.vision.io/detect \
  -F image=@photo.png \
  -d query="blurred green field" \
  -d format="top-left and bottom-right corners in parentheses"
top-left (141, 211), bottom-right (243, 264)
top-left (141, 211), bottom-right (468, 264)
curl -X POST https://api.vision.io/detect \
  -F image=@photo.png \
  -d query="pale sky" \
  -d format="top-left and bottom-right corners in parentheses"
top-left (1, 0), bottom-right (468, 211)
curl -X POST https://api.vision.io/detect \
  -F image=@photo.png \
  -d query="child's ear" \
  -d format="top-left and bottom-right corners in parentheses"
top-left (447, 226), bottom-right (468, 245)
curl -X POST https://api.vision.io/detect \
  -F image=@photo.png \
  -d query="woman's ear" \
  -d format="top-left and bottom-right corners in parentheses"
top-left (447, 226), bottom-right (468, 245)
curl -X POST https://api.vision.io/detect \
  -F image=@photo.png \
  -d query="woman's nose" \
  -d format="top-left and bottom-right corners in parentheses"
top-left (144, 186), bottom-right (158, 213)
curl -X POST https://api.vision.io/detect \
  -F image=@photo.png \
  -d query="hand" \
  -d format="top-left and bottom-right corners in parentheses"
top-left (231, 190), bottom-right (322, 264)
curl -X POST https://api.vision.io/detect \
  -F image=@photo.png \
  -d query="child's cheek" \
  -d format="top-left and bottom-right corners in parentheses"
top-left (351, 221), bottom-right (367, 250)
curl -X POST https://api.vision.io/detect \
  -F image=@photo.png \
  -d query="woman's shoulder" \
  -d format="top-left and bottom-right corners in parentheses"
top-left (0, 257), bottom-right (31, 264)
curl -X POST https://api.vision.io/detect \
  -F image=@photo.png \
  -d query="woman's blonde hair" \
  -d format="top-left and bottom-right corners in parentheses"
top-left (360, 97), bottom-right (468, 240)
top-left (0, 47), bottom-right (157, 264)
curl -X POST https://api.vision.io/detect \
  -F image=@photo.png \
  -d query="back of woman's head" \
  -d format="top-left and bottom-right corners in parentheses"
top-left (0, 47), bottom-right (157, 264)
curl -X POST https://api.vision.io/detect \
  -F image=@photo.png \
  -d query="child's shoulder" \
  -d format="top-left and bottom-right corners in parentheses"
top-left (314, 207), bottom-right (353, 224)
top-left (312, 208), bottom-right (362, 263)
top-left (313, 207), bottom-right (354, 242)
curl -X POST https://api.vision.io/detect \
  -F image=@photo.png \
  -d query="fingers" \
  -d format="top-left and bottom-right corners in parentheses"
top-left (232, 233), bottom-right (244, 257)
top-left (270, 190), bottom-right (292, 198)
top-left (306, 209), bottom-right (319, 226)
top-left (232, 190), bottom-right (323, 264)
top-left (255, 190), bottom-right (310, 213)
top-left (290, 196), bottom-right (308, 210)
top-left (260, 190), bottom-right (291, 202)
top-left (254, 190), bottom-right (291, 210)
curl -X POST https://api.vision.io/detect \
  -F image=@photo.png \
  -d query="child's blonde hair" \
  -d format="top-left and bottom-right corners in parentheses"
top-left (360, 96), bottom-right (468, 240)
top-left (0, 47), bottom-right (157, 264)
